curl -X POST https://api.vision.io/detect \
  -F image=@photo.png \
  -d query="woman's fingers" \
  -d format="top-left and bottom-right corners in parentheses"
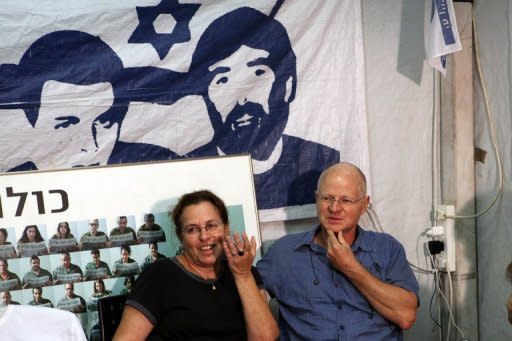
top-left (224, 235), bottom-right (238, 256)
top-left (224, 232), bottom-right (257, 261)
top-left (233, 233), bottom-right (245, 255)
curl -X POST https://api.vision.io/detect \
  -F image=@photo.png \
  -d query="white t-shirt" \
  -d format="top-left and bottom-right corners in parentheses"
top-left (0, 305), bottom-right (87, 340)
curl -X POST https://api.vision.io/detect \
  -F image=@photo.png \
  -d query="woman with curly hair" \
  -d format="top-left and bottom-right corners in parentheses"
top-left (17, 225), bottom-right (48, 257)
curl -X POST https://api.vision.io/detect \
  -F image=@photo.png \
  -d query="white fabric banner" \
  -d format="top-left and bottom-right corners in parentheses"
top-left (427, 0), bottom-right (462, 76)
top-left (0, 0), bottom-right (369, 222)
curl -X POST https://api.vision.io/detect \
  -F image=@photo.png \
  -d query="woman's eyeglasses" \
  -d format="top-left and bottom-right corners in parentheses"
top-left (183, 221), bottom-right (223, 235)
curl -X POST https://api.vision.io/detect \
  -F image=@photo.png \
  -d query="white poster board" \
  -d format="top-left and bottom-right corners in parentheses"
top-left (0, 154), bottom-right (260, 336)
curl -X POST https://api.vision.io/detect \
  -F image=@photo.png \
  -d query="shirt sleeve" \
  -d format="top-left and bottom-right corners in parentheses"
top-left (384, 238), bottom-right (419, 298)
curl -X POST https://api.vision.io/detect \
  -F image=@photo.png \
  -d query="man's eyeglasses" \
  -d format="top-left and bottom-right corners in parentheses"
top-left (318, 195), bottom-right (366, 207)
top-left (184, 221), bottom-right (223, 235)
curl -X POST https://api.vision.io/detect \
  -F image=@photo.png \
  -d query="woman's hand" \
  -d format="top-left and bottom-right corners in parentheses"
top-left (224, 232), bottom-right (280, 341)
top-left (326, 229), bottom-right (359, 273)
top-left (223, 232), bottom-right (256, 277)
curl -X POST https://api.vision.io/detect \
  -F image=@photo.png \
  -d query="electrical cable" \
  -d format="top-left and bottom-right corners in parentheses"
top-left (426, 246), bottom-right (469, 341)
top-left (431, 67), bottom-right (441, 221)
top-left (428, 252), bottom-right (444, 341)
top-left (440, 8), bottom-right (504, 221)
top-left (437, 270), bottom-right (467, 340)
top-left (428, 255), bottom-right (442, 330)
top-left (365, 204), bottom-right (384, 233)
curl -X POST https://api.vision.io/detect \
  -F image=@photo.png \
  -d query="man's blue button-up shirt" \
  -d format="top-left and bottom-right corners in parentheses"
top-left (257, 226), bottom-right (419, 340)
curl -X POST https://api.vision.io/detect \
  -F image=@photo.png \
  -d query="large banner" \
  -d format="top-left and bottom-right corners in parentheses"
top-left (0, 0), bottom-right (369, 221)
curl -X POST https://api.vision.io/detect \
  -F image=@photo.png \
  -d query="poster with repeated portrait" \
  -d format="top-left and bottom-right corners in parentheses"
top-left (0, 154), bottom-right (259, 339)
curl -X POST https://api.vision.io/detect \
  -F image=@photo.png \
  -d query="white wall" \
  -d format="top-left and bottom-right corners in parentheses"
top-left (261, 0), bottom-right (439, 339)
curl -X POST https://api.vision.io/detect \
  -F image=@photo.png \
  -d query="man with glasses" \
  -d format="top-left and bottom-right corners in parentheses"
top-left (257, 162), bottom-right (419, 340)
top-left (80, 219), bottom-right (109, 250)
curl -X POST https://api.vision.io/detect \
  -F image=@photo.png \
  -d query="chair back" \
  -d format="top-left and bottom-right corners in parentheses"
top-left (97, 294), bottom-right (127, 341)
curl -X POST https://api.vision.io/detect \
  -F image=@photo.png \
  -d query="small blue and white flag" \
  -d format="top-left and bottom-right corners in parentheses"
top-left (427, 0), bottom-right (462, 76)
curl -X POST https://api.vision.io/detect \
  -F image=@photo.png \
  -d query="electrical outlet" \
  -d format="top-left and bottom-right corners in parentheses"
top-left (436, 204), bottom-right (456, 272)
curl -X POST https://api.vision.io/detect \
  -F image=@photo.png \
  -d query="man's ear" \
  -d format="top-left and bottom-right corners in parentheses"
top-left (361, 195), bottom-right (370, 214)
top-left (284, 76), bottom-right (294, 103)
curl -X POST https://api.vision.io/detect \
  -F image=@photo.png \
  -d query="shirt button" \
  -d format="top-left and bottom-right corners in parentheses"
top-left (339, 325), bottom-right (345, 330)
top-left (337, 304), bottom-right (342, 310)
top-left (335, 282), bottom-right (341, 287)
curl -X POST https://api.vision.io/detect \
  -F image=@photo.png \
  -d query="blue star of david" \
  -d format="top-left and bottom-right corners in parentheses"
top-left (129, 0), bottom-right (200, 59)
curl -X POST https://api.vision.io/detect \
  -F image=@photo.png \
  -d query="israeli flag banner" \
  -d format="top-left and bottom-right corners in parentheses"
top-left (0, 0), bottom-right (369, 221)
top-left (427, 0), bottom-right (462, 76)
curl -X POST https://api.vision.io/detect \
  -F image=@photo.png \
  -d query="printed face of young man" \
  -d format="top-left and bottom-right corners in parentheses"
top-left (89, 220), bottom-right (99, 234)
top-left (118, 217), bottom-right (128, 231)
top-left (207, 45), bottom-right (275, 148)
top-left (92, 252), bottom-right (100, 264)
top-left (149, 243), bottom-right (157, 256)
top-left (61, 254), bottom-right (71, 269)
top-left (1, 291), bottom-right (10, 305)
top-left (33, 80), bottom-right (118, 169)
top-left (145, 215), bottom-right (155, 228)
top-left (121, 249), bottom-right (130, 263)
top-left (33, 288), bottom-right (42, 302)
top-left (31, 258), bottom-right (40, 271)
top-left (0, 260), bottom-right (7, 274)
top-left (65, 283), bottom-right (74, 298)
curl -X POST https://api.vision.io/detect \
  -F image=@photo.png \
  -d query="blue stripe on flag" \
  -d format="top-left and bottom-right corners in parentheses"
top-left (434, 0), bottom-right (456, 45)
